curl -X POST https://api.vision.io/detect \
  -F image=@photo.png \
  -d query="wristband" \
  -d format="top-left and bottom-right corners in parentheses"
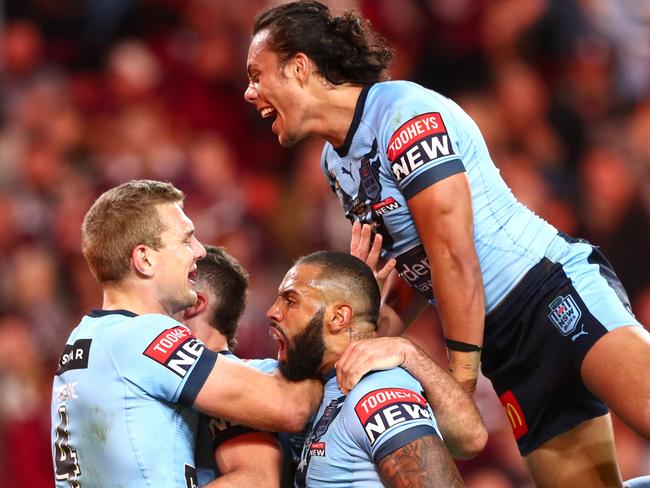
top-left (445, 338), bottom-right (482, 352)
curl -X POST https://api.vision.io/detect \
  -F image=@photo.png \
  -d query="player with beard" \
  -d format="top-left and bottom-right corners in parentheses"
top-left (267, 250), bottom-right (474, 487)
top-left (245, 2), bottom-right (650, 486)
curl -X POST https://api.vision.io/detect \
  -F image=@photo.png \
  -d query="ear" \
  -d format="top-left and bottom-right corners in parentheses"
top-left (327, 303), bottom-right (354, 334)
top-left (182, 291), bottom-right (209, 321)
top-left (293, 52), bottom-right (311, 84)
top-left (132, 244), bottom-right (155, 278)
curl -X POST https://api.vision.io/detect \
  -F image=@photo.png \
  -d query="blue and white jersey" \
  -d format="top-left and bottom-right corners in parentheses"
top-left (51, 309), bottom-right (217, 488)
top-left (195, 355), bottom-right (281, 485)
top-left (295, 367), bottom-right (440, 487)
top-left (322, 81), bottom-right (559, 312)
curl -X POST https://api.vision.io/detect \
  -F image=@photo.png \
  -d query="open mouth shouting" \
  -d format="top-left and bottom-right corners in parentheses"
top-left (268, 324), bottom-right (288, 361)
top-left (260, 106), bottom-right (279, 132)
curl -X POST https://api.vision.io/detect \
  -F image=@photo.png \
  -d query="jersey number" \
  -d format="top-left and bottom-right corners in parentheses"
top-left (54, 405), bottom-right (81, 487)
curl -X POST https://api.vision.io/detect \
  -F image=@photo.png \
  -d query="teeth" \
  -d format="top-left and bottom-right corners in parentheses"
top-left (260, 107), bottom-right (276, 118)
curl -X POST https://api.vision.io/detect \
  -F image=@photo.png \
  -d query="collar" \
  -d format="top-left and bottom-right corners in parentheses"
top-left (89, 309), bottom-right (138, 318)
top-left (321, 367), bottom-right (337, 383)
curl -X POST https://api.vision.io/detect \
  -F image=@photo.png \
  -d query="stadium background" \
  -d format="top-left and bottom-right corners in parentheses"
top-left (0, 0), bottom-right (648, 486)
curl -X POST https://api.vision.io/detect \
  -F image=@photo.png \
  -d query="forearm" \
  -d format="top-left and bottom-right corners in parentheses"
top-left (408, 173), bottom-right (485, 393)
top-left (194, 359), bottom-right (321, 432)
top-left (430, 258), bottom-right (484, 394)
top-left (400, 341), bottom-right (487, 459)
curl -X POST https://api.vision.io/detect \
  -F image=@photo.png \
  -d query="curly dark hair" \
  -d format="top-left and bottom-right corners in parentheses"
top-left (253, 0), bottom-right (393, 85)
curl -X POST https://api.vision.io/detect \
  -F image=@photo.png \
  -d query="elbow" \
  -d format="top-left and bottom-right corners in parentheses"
top-left (284, 404), bottom-right (311, 433)
top-left (452, 423), bottom-right (488, 460)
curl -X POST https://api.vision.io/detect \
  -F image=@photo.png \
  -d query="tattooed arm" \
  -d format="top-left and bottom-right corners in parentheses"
top-left (377, 435), bottom-right (464, 488)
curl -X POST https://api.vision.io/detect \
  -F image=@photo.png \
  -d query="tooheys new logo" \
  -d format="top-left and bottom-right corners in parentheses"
top-left (387, 112), bottom-right (455, 182)
top-left (144, 325), bottom-right (204, 377)
top-left (354, 388), bottom-right (431, 444)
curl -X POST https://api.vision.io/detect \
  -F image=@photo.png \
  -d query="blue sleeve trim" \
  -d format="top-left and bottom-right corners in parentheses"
top-left (402, 158), bottom-right (465, 200)
top-left (373, 425), bottom-right (438, 463)
top-left (179, 348), bottom-right (218, 406)
top-left (212, 424), bottom-right (261, 450)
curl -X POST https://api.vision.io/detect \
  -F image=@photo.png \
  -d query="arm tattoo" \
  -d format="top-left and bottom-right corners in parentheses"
top-left (378, 435), bottom-right (464, 487)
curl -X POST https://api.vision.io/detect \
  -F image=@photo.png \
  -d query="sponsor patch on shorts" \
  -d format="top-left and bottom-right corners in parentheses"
top-left (499, 390), bottom-right (528, 440)
top-left (354, 388), bottom-right (431, 444)
top-left (143, 326), bottom-right (204, 377)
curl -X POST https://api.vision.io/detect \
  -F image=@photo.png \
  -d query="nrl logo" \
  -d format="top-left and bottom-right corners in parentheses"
top-left (548, 294), bottom-right (581, 335)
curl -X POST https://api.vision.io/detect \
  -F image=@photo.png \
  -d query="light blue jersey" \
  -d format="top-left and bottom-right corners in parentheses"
top-left (51, 309), bottom-right (217, 488)
top-left (322, 80), bottom-right (640, 331)
top-left (295, 368), bottom-right (441, 487)
top-left (195, 355), bottom-right (282, 486)
top-left (322, 81), bottom-right (558, 313)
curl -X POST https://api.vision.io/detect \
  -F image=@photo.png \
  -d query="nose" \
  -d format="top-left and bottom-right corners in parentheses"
top-left (266, 299), bottom-right (281, 322)
top-left (244, 82), bottom-right (258, 104)
top-left (194, 238), bottom-right (206, 260)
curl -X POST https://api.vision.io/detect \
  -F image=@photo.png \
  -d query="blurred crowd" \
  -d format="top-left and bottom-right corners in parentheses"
top-left (0, 0), bottom-right (648, 486)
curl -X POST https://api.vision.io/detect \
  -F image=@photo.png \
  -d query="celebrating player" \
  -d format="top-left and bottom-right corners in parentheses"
top-left (51, 180), bottom-right (321, 487)
top-left (268, 251), bottom-right (473, 487)
top-left (244, 2), bottom-right (650, 486)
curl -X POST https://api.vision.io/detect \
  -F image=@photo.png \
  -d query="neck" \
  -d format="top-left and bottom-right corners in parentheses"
top-left (188, 320), bottom-right (229, 352)
top-left (102, 280), bottom-right (169, 316)
top-left (309, 83), bottom-right (364, 147)
top-left (319, 323), bottom-right (376, 374)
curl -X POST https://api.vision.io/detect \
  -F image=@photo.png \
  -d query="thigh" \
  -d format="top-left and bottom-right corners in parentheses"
top-left (582, 325), bottom-right (650, 439)
top-left (524, 414), bottom-right (623, 488)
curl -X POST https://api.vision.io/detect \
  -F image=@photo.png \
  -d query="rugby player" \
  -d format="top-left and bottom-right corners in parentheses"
top-left (244, 2), bottom-right (650, 486)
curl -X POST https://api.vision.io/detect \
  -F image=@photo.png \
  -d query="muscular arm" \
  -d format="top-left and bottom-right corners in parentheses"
top-left (407, 173), bottom-right (484, 393)
top-left (377, 435), bottom-right (464, 487)
top-left (194, 355), bottom-right (322, 432)
top-left (336, 337), bottom-right (486, 459)
top-left (203, 432), bottom-right (282, 488)
top-left (401, 340), bottom-right (487, 459)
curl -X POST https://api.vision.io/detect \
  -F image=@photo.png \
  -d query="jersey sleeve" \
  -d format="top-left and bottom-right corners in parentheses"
top-left (379, 94), bottom-right (465, 200)
top-left (343, 368), bottom-right (441, 463)
top-left (116, 314), bottom-right (217, 406)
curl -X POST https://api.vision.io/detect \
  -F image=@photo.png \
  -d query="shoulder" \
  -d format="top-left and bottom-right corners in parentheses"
top-left (244, 358), bottom-right (279, 373)
top-left (344, 367), bottom-right (426, 415)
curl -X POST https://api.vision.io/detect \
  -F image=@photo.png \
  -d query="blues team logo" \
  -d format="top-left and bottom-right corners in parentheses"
top-left (548, 295), bottom-right (581, 335)
top-left (359, 139), bottom-right (381, 201)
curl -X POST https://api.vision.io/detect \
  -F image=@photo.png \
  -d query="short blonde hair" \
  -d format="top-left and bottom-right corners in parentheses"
top-left (81, 180), bottom-right (184, 284)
